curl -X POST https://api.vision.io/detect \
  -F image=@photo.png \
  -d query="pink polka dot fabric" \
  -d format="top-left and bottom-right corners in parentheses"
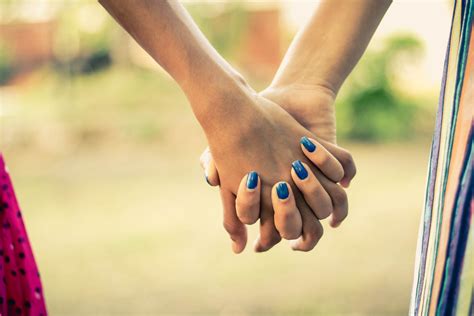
top-left (0, 154), bottom-right (47, 315)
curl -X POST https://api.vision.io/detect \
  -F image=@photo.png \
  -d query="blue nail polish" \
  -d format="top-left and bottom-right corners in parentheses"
top-left (246, 171), bottom-right (258, 189)
top-left (276, 182), bottom-right (289, 199)
top-left (292, 160), bottom-right (308, 180)
top-left (205, 175), bottom-right (211, 185)
top-left (301, 136), bottom-right (316, 152)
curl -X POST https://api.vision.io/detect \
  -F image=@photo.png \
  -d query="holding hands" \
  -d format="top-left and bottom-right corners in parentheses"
top-left (200, 85), bottom-right (356, 253)
top-left (100, 0), bottom-right (390, 253)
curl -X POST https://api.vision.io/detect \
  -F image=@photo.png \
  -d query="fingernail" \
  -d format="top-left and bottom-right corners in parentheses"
top-left (292, 160), bottom-right (308, 180)
top-left (205, 175), bottom-right (211, 185)
top-left (301, 136), bottom-right (316, 152)
top-left (276, 182), bottom-right (289, 199)
top-left (246, 171), bottom-right (258, 190)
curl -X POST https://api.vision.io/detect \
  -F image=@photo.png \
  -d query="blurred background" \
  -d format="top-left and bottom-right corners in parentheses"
top-left (0, 1), bottom-right (453, 315)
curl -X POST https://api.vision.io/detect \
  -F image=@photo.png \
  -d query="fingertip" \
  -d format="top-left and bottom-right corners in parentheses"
top-left (232, 239), bottom-right (246, 254)
top-left (253, 237), bottom-right (266, 253)
top-left (290, 239), bottom-right (319, 252)
top-left (290, 239), bottom-right (301, 251)
top-left (334, 167), bottom-right (345, 183)
top-left (290, 238), bottom-right (313, 252)
top-left (236, 172), bottom-right (261, 224)
top-left (329, 218), bottom-right (342, 228)
top-left (339, 178), bottom-right (351, 188)
top-left (253, 234), bottom-right (280, 253)
top-left (206, 159), bottom-right (220, 186)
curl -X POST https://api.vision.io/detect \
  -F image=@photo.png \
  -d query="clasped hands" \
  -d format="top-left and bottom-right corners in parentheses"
top-left (97, 0), bottom-right (389, 254)
top-left (199, 80), bottom-right (356, 253)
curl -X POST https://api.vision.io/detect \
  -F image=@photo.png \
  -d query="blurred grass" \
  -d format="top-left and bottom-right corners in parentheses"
top-left (3, 138), bottom-right (431, 315)
top-left (0, 2), bottom-right (442, 314)
top-left (0, 61), bottom-right (436, 315)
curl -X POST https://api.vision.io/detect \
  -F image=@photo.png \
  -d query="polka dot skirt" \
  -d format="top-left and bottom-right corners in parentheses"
top-left (0, 155), bottom-right (47, 316)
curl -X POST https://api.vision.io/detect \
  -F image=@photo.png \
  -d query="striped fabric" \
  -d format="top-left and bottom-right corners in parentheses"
top-left (409, 0), bottom-right (473, 315)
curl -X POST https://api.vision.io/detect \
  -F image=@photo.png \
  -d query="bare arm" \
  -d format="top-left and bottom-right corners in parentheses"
top-left (271, 0), bottom-right (392, 94)
top-left (99, 0), bottom-right (347, 253)
top-left (99, 0), bottom-right (250, 131)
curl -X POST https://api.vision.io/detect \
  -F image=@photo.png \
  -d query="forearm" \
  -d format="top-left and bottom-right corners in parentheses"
top-left (271, 0), bottom-right (391, 94)
top-left (99, 0), bottom-right (251, 129)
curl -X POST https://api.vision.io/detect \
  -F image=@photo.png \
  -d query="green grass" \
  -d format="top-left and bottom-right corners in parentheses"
top-left (3, 140), bottom-right (430, 315)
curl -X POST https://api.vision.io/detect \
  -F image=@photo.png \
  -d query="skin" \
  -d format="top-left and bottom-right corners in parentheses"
top-left (203, 92), bottom-right (354, 252)
top-left (99, 0), bottom-right (348, 253)
top-left (203, 0), bottom-right (392, 252)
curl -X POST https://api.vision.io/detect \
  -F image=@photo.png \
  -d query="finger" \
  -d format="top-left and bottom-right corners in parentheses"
top-left (199, 147), bottom-right (220, 186)
top-left (290, 192), bottom-right (324, 252)
top-left (315, 173), bottom-right (349, 228)
top-left (235, 171), bottom-right (261, 224)
top-left (220, 188), bottom-right (247, 253)
top-left (254, 186), bottom-right (282, 252)
top-left (206, 157), bottom-right (220, 186)
top-left (317, 140), bottom-right (357, 188)
top-left (300, 136), bottom-right (344, 182)
top-left (291, 160), bottom-right (332, 220)
top-left (328, 184), bottom-right (348, 228)
top-left (271, 182), bottom-right (302, 240)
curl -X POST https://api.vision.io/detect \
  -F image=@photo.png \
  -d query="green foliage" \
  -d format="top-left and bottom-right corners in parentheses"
top-left (53, 3), bottom-right (115, 74)
top-left (0, 40), bottom-right (13, 84)
top-left (187, 3), bottom-right (248, 60)
top-left (336, 33), bottom-right (425, 142)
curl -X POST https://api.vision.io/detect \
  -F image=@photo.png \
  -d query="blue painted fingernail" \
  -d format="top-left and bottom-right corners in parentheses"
top-left (246, 171), bottom-right (258, 189)
top-left (292, 160), bottom-right (308, 180)
top-left (301, 136), bottom-right (316, 152)
top-left (276, 182), bottom-right (289, 199)
top-left (205, 175), bottom-right (211, 185)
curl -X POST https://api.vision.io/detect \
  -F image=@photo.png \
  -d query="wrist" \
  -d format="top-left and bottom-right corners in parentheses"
top-left (269, 66), bottom-right (340, 98)
top-left (264, 81), bottom-right (337, 104)
top-left (190, 69), bottom-right (257, 134)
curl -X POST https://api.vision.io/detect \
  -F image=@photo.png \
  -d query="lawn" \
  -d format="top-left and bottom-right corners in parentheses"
top-left (0, 65), bottom-right (436, 315)
top-left (3, 140), bottom-right (431, 315)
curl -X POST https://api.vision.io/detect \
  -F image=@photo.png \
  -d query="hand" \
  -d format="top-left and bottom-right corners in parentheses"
top-left (260, 83), bottom-right (356, 187)
top-left (201, 84), bottom-right (356, 252)
top-left (203, 86), bottom-right (349, 253)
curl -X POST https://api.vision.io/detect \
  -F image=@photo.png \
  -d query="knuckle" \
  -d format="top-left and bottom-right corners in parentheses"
top-left (317, 207), bottom-right (332, 220)
top-left (306, 182), bottom-right (324, 198)
top-left (318, 152), bottom-right (331, 166)
top-left (235, 197), bottom-right (251, 212)
top-left (335, 168), bottom-right (345, 182)
top-left (236, 199), bottom-right (258, 222)
top-left (280, 209), bottom-right (296, 222)
top-left (340, 150), bottom-right (356, 173)
top-left (331, 187), bottom-right (347, 204)
top-left (307, 223), bottom-right (324, 240)
top-left (281, 230), bottom-right (301, 240)
top-left (293, 223), bottom-right (323, 251)
top-left (259, 232), bottom-right (282, 248)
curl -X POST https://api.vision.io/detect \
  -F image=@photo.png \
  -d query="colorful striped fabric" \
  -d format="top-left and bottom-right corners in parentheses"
top-left (409, 0), bottom-right (473, 315)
